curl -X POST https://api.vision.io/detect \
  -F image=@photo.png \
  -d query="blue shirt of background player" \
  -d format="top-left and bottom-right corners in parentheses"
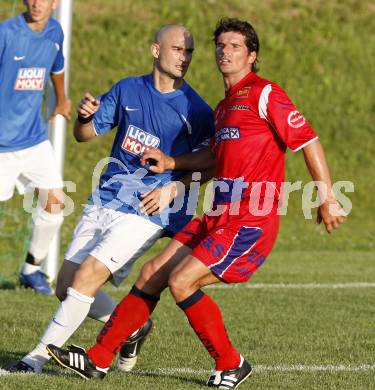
top-left (90, 74), bottom-right (214, 234)
top-left (0, 15), bottom-right (64, 152)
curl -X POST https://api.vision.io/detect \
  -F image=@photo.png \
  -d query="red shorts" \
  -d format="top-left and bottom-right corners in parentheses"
top-left (174, 202), bottom-right (279, 283)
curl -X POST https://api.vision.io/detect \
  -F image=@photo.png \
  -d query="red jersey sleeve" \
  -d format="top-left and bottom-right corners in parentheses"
top-left (258, 83), bottom-right (318, 151)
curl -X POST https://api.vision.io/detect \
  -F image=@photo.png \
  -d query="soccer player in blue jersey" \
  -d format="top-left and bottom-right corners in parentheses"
top-left (8, 24), bottom-right (215, 374)
top-left (0, 0), bottom-right (71, 295)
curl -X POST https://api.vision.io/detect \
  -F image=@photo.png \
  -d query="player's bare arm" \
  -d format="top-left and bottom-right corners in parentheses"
top-left (140, 147), bottom-right (215, 173)
top-left (49, 72), bottom-right (71, 121)
top-left (73, 92), bottom-right (100, 142)
top-left (140, 167), bottom-right (215, 215)
top-left (302, 139), bottom-right (346, 233)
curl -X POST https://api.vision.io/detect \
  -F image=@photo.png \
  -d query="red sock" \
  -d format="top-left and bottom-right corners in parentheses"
top-left (177, 290), bottom-right (240, 371)
top-left (87, 286), bottom-right (159, 368)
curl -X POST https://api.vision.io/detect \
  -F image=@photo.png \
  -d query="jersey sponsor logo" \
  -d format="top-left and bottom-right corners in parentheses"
top-left (122, 124), bottom-right (160, 156)
top-left (14, 67), bottom-right (46, 90)
top-left (55, 43), bottom-right (60, 51)
top-left (228, 104), bottom-right (251, 111)
top-left (13, 55), bottom-right (25, 61)
top-left (215, 126), bottom-right (240, 145)
top-left (236, 87), bottom-right (251, 98)
top-left (287, 110), bottom-right (306, 128)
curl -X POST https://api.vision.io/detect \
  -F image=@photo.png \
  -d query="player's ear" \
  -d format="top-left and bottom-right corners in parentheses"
top-left (52, 0), bottom-right (59, 11)
top-left (151, 43), bottom-right (160, 59)
top-left (248, 51), bottom-right (257, 67)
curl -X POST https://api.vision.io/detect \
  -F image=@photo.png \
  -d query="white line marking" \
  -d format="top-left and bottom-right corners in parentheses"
top-left (1, 364), bottom-right (374, 376)
top-left (256, 364), bottom-right (375, 372)
top-left (117, 282), bottom-right (375, 292)
top-left (206, 282), bottom-right (375, 289)
top-left (0, 369), bottom-right (32, 376)
top-left (135, 364), bottom-right (375, 376)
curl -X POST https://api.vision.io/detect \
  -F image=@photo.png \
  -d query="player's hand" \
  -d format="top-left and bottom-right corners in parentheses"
top-left (49, 98), bottom-right (72, 121)
top-left (139, 182), bottom-right (178, 215)
top-left (77, 92), bottom-right (100, 118)
top-left (140, 148), bottom-right (175, 173)
top-left (316, 197), bottom-right (346, 233)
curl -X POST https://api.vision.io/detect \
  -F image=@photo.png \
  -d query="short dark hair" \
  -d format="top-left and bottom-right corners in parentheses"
top-left (213, 18), bottom-right (260, 72)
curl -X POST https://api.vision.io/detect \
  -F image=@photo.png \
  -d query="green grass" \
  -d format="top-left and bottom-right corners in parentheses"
top-left (0, 250), bottom-right (374, 389)
top-left (0, 0), bottom-right (374, 389)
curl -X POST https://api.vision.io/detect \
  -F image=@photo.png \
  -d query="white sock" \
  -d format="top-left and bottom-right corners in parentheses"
top-left (28, 209), bottom-right (64, 260)
top-left (21, 263), bottom-right (40, 275)
top-left (22, 287), bottom-right (94, 371)
top-left (88, 290), bottom-right (117, 322)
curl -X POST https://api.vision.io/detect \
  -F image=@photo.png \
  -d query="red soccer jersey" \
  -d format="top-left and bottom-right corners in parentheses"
top-left (212, 71), bottom-right (318, 202)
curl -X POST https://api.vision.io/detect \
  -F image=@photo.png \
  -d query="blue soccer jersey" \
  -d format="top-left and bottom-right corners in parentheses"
top-left (90, 74), bottom-right (215, 233)
top-left (0, 15), bottom-right (64, 152)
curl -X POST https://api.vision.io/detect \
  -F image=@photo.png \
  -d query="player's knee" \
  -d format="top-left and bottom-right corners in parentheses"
top-left (73, 265), bottom-right (92, 287)
top-left (168, 269), bottom-right (189, 295)
top-left (139, 261), bottom-right (158, 286)
top-left (138, 260), bottom-right (170, 292)
top-left (71, 257), bottom-right (110, 296)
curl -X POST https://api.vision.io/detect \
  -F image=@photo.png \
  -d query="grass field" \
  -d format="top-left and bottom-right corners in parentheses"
top-left (0, 0), bottom-right (374, 389)
top-left (0, 250), bottom-right (374, 389)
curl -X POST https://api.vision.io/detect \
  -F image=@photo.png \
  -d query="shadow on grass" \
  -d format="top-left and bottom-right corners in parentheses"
top-left (0, 349), bottom-right (61, 376)
top-left (0, 350), bottom-right (206, 386)
top-left (0, 274), bottom-right (16, 290)
top-left (128, 369), bottom-right (205, 386)
top-left (0, 350), bottom-right (28, 368)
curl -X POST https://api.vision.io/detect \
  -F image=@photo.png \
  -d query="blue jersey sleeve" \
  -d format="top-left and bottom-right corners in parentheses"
top-left (51, 28), bottom-right (64, 73)
top-left (93, 82), bottom-right (120, 135)
top-left (0, 24), bottom-right (6, 64)
top-left (190, 103), bottom-right (215, 151)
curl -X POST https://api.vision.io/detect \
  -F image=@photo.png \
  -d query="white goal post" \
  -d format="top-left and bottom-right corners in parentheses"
top-left (42, 0), bottom-right (73, 281)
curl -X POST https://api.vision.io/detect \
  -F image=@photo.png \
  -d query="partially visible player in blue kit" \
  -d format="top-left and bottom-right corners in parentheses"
top-left (8, 23), bottom-right (215, 374)
top-left (0, 0), bottom-right (71, 295)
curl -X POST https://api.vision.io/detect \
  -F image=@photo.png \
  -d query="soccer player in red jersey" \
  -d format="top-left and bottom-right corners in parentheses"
top-left (47, 18), bottom-right (346, 388)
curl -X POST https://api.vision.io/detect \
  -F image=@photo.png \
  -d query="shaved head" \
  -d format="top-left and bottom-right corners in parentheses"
top-left (154, 24), bottom-right (193, 45)
top-left (151, 24), bottom-right (195, 88)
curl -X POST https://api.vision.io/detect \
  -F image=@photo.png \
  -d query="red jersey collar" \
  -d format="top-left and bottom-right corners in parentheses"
top-left (225, 71), bottom-right (258, 97)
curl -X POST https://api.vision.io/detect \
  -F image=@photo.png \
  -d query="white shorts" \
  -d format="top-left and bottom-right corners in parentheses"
top-left (65, 205), bottom-right (164, 286)
top-left (0, 140), bottom-right (63, 201)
